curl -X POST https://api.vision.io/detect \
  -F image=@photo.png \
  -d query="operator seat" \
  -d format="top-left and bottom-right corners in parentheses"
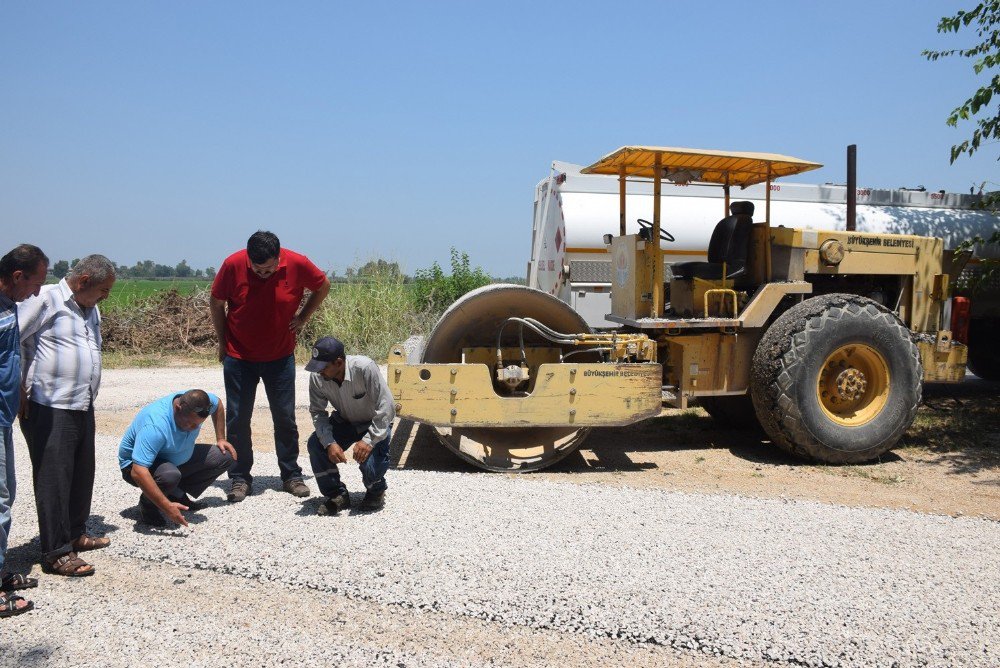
top-left (672, 201), bottom-right (754, 281)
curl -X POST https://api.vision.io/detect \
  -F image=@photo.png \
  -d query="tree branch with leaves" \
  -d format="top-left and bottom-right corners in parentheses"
top-left (923, 2), bottom-right (1000, 165)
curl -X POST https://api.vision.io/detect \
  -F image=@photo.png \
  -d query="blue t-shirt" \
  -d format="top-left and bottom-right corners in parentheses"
top-left (0, 294), bottom-right (20, 428)
top-left (118, 391), bottom-right (220, 469)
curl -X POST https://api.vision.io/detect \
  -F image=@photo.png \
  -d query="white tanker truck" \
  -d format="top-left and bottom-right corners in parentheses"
top-left (529, 160), bottom-right (1000, 379)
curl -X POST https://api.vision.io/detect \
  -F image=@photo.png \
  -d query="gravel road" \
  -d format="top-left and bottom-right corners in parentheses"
top-left (2, 368), bottom-right (997, 667)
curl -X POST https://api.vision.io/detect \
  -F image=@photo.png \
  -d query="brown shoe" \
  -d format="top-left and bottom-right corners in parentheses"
top-left (227, 480), bottom-right (251, 503)
top-left (282, 479), bottom-right (310, 498)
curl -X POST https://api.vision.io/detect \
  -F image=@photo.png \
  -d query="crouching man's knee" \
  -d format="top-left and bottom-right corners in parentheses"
top-left (205, 447), bottom-right (236, 476)
top-left (214, 450), bottom-right (235, 473)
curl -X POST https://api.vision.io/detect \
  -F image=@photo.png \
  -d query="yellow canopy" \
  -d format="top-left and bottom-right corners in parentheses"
top-left (581, 146), bottom-right (822, 187)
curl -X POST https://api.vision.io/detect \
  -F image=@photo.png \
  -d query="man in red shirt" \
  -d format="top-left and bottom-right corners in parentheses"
top-left (210, 231), bottom-right (330, 502)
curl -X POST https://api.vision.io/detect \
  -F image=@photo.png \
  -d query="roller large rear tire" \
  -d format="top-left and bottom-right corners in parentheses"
top-left (750, 294), bottom-right (922, 464)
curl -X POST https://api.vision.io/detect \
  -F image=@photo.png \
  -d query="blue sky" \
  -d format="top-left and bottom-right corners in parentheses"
top-left (1, 2), bottom-right (996, 276)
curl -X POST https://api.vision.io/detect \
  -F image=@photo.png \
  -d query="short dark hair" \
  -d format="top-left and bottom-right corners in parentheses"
top-left (177, 389), bottom-right (212, 417)
top-left (0, 244), bottom-right (49, 281)
top-left (247, 231), bottom-right (280, 264)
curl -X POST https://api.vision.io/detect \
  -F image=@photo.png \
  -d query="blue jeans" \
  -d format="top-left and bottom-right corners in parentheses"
top-left (0, 425), bottom-right (14, 574)
top-left (307, 419), bottom-right (391, 498)
top-left (223, 354), bottom-right (301, 485)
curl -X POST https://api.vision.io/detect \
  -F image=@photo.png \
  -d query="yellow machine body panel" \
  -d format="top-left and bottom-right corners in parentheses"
top-left (389, 362), bottom-right (663, 427)
top-left (609, 235), bottom-right (654, 319)
top-left (769, 228), bottom-right (949, 333)
top-left (917, 335), bottom-right (969, 383)
top-left (662, 332), bottom-right (760, 401)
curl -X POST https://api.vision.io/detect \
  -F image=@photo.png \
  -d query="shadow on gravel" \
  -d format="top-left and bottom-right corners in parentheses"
top-left (3, 514), bottom-right (120, 571)
top-left (87, 513), bottom-right (121, 539)
top-left (207, 474), bottom-right (292, 497)
top-left (5, 646), bottom-right (58, 665)
top-left (550, 411), bottom-right (806, 473)
top-left (294, 493), bottom-right (384, 517)
top-left (295, 497), bottom-right (325, 516)
top-left (4, 537), bottom-right (42, 574)
top-left (390, 420), bottom-right (479, 474)
top-left (119, 504), bottom-right (210, 533)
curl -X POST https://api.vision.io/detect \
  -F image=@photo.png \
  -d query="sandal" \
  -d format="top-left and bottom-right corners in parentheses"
top-left (71, 535), bottom-right (111, 552)
top-left (1, 572), bottom-right (38, 592)
top-left (0, 592), bottom-right (34, 618)
top-left (42, 553), bottom-right (95, 578)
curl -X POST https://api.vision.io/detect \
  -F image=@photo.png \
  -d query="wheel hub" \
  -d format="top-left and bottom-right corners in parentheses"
top-left (816, 344), bottom-right (890, 426)
top-left (835, 368), bottom-right (868, 401)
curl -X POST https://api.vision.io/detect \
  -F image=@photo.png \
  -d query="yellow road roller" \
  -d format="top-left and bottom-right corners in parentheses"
top-left (390, 146), bottom-right (971, 472)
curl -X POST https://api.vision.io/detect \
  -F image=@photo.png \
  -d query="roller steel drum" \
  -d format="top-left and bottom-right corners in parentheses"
top-left (422, 284), bottom-right (594, 472)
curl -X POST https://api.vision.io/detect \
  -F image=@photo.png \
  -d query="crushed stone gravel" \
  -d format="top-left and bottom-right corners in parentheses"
top-left (2, 367), bottom-right (998, 667)
top-left (5, 427), bottom-right (998, 667)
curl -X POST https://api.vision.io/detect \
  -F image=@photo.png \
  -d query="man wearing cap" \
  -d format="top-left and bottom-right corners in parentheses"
top-left (306, 337), bottom-right (395, 514)
top-left (118, 389), bottom-right (237, 527)
top-left (210, 230), bottom-right (330, 503)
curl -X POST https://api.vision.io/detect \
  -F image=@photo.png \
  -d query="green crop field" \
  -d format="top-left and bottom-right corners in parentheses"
top-left (105, 278), bottom-right (211, 307)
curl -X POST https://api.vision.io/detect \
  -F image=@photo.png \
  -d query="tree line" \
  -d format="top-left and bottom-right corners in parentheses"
top-left (51, 259), bottom-right (216, 280)
top-left (48, 251), bottom-right (524, 285)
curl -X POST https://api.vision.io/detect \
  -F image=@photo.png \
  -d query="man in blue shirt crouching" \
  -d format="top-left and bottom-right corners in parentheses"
top-left (119, 389), bottom-right (237, 527)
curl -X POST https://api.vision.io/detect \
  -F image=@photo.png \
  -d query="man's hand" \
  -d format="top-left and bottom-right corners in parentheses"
top-left (326, 442), bottom-right (347, 464)
top-left (289, 313), bottom-right (308, 332)
top-left (352, 440), bottom-right (372, 464)
top-left (217, 439), bottom-right (237, 460)
top-left (164, 501), bottom-right (190, 527)
top-left (217, 342), bottom-right (227, 363)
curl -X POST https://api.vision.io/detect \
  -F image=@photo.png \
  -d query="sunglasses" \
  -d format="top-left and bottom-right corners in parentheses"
top-left (187, 406), bottom-right (212, 417)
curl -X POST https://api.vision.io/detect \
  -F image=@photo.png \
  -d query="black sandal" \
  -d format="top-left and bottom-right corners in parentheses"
top-left (1, 572), bottom-right (38, 592)
top-left (0, 592), bottom-right (34, 618)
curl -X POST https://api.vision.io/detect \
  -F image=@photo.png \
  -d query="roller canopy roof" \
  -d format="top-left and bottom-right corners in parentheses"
top-left (581, 146), bottom-right (823, 187)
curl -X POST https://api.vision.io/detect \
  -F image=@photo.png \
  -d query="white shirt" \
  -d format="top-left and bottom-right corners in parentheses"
top-left (309, 355), bottom-right (395, 446)
top-left (18, 279), bottom-right (103, 411)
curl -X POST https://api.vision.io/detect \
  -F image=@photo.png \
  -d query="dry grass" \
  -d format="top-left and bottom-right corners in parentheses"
top-left (100, 270), bottom-right (442, 364)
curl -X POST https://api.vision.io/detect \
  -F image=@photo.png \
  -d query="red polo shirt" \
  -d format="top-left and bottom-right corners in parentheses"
top-left (211, 248), bottom-right (328, 362)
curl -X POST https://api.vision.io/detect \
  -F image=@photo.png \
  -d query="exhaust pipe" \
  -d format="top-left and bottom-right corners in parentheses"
top-left (847, 144), bottom-right (857, 232)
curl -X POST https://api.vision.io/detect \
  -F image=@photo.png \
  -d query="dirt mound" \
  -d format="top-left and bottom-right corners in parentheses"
top-left (102, 289), bottom-right (216, 353)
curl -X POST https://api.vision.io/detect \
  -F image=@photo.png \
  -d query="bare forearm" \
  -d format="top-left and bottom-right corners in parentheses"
top-left (212, 405), bottom-right (226, 442)
top-left (131, 466), bottom-right (173, 513)
top-left (209, 298), bottom-right (227, 344)
top-left (297, 280), bottom-right (330, 321)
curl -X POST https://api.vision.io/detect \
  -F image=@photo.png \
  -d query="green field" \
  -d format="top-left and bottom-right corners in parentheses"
top-left (105, 278), bottom-right (211, 307)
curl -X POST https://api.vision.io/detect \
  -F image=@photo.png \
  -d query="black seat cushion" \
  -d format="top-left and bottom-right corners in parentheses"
top-left (672, 201), bottom-right (754, 281)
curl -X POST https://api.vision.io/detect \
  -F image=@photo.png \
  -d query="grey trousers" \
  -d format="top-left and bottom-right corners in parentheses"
top-left (122, 443), bottom-right (234, 502)
top-left (20, 401), bottom-right (96, 563)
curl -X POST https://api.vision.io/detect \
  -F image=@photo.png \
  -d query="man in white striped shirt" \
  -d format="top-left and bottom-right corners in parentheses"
top-left (18, 255), bottom-right (115, 577)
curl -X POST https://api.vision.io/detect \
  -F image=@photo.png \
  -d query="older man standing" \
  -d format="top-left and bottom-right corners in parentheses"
top-left (0, 245), bottom-right (47, 618)
top-left (19, 254), bottom-right (115, 577)
top-left (210, 231), bottom-right (330, 502)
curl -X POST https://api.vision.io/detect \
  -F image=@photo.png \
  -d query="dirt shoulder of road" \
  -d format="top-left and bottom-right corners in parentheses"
top-left (392, 378), bottom-right (1000, 521)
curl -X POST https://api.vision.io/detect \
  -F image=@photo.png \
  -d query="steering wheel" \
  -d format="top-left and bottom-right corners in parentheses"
top-left (636, 219), bottom-right (676, 242)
